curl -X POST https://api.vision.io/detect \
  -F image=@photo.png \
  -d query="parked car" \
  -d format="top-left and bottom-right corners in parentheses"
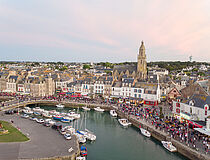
top-left (36, 119), bottom-right (44, 123)
top-left (59, 128), bottom-right (66, 135)
top-left (64, 133), bottom-right (71, 140)
top-left (43, 122), bottom-right (51, 127)
top-left (21, 114), bottom-right (29, 118)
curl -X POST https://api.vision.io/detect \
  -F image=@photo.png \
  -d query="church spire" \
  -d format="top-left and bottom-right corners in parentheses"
top-left (137, 40), bottom-right (147, 80)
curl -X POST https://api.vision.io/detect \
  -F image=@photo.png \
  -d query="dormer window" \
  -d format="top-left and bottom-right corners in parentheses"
top-left (189, 100), bottom-right (194, 106)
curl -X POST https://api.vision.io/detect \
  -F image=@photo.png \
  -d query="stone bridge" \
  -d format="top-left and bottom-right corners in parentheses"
top-left (0, 96), bottom-right (112, 111)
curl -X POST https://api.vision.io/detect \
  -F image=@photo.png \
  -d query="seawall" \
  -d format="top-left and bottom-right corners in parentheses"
top-left (116, 110), bottom-right (210, 160)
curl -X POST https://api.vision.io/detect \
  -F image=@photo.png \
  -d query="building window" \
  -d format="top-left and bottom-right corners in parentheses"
top-left (176, 108), bottom-right (180, 113)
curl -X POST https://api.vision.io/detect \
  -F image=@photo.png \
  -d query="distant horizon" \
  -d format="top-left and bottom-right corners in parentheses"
top-left (0, 60), bottom-right (209, 64)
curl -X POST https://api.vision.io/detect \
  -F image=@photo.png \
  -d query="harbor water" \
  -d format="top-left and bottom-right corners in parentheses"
top-left (36, 105), bottom-right (188, 160)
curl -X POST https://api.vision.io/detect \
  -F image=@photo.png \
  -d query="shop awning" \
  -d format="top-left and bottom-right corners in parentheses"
top-left (194, 128), bottom-right (210, 136)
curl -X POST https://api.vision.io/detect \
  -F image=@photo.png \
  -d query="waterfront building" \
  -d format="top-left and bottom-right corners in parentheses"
top-left (81, 78), bottom-right (95, 96)
top-left (0, 73), bottom-right (7, 92)
top-left (173, 94), bottom-right (210, 121)
top-left (94, 77), bottom-right (105, 95)
top-left (6, 75), bottom-right (19, 93)
top-left (121, 78), bottom-right (135, 98)
top-left (103, 76), bottom-right (114, 98)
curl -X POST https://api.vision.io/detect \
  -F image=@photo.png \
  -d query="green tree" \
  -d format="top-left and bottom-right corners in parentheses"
top-left (83, 64), bottom-right (90, 69)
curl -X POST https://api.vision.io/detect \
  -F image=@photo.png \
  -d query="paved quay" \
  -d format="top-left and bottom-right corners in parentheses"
top-left (0, 114), bottom-right (79, 160)
top-left (116, 110), bottom-right (210, 160)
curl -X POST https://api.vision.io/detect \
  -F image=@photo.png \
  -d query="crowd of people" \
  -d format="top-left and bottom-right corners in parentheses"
top-left (0, 92), bottom-right (209, 155)
top-left (118, 103), bottom-right (209, 154)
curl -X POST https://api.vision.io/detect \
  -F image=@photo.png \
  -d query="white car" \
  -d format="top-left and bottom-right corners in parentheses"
top-left (36, 119), bottom-right (44, 123)
top-left (64, 133), bottom-right (72, 140)
top-left (21, 114), bottom-right (29, 118)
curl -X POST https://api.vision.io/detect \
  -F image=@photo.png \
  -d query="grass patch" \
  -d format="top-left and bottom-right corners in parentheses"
top-left (0, 120), bottom-right (29, 142)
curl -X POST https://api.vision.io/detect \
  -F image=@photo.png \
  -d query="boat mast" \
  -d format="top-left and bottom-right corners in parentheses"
top-left (85, 111), bottom-right (87, 130)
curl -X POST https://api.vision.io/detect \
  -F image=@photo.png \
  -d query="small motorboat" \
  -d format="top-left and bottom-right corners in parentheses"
top-left (53, 115), bottom-right (63, 121)
top-left (76, 157), bottom-right (86, 160)
top-left (33, 107), bottom-right (42, 112)
top-left (67, 112), bottom-right (80, 119)
top-left (161, 141), bottom-right (177, 152)
top-left (94, 107), bottom-right (104, 112)
top-left (82, 106), bottom-right (91, 111)
top-left (66, 127), bottom-right (76, 135)
top-left (80, 130), bottom-right (96, 141)
top-left (118, 118), bottom-right (132, 127)
top-left (75, 133), bottom-right (86, 143)
top-left (74, 113), bottom-right (81, 119)
top-left (56, 104), bottom-right (64, 108)
top-left (80, 146), bottom-right (87, 156)
top-left (42, 111), bottom-right (52, 118)
top-left (61, 117), bottom-right (74, 123)
top-left (110, 110), bottom-right (117, 117)
top-left (140, 128), bottom-right (151, 137)
top-left (22, 109), bottom-right (33, 114)
top-left (33, 112), bottom-right (41, 116)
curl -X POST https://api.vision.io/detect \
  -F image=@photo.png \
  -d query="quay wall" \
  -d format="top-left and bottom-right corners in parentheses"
top-left (2, 99), bottom-right (209, 160)
top-left (116, 110), bottom-right (210, 160)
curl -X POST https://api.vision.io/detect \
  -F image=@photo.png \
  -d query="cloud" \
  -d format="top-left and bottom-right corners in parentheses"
top-left (0, 0), bottom-right (209, 62)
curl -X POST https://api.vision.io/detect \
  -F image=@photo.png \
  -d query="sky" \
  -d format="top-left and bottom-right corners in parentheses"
top-left (0, 0), bottom-right (210, 62)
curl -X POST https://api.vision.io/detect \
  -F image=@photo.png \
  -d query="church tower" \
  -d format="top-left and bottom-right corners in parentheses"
top-left (137, 41), bottom-right (147, 80)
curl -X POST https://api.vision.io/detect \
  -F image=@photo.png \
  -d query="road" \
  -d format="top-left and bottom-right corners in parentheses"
top-left (0, 114), bottom-right (78, 160)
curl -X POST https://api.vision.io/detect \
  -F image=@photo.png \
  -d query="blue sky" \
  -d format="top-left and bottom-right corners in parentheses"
top-left (0, 0), bottom-right (210, 62)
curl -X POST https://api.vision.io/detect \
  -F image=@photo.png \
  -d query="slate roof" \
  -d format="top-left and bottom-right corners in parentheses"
top-left (9, 75), bottom-right (18, 81)
top-left (187, 94), bottom-right (210, 110)
top-left (113, 64), bottom-right (137, 74)
top-left (112, 81), bottom-right (122, 87)
top-left (122, 78), bottom-right (134, 84)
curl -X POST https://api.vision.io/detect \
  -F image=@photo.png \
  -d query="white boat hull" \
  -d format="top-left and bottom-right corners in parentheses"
top-left (118, 119), bottom-right (132, 127)
top-left (56, 104), bottom-right (64, 108)
top-left (140, 128), bottom-right (151, 137)
top-left (94, 107), bottom-right (104, 112)
top-left (110, 110), bottom-right (117, 117)
top-left (82, 106), bottom-right (91, 111)
top-left (161, 141), bottom-right (177, 152)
